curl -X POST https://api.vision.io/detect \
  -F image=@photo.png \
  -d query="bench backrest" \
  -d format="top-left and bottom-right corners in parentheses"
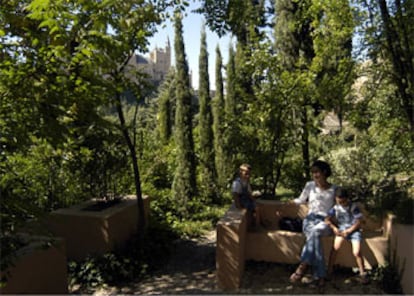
top-left (257, 200), bottom-right (383, 232)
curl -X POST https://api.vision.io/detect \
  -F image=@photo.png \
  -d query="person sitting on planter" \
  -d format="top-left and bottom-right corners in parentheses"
top-left (231, 163), bottom-right (263, 230)
top-left (289, 160), bottom-right (336, 290)
top-left (325, 186), bottom-right (369, 284)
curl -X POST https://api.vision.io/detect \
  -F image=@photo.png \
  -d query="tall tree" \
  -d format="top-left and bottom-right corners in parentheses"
top-left (225, 45), bottom-right (237, 119)
top-left (197, 25), bottom-right (217, 202)
top-left (197, 0), bottom-right (270, 135)
top-left (224, 44), bottom-right (238, 170)
top-left (376, 0), bottom-right (414, 138)
top-left (212, 45), bottom-right (229, 190)
top-left (157, 68), bottom-right (176, 144)
top-left (171, 12), bottom-right (197, 216)
top-left (197, 0), bottom-right (270, 42)
top-left (311, 0), bottom-right (355, 129)
top-left (274, 0), bottom-right (315, 180)
top-left (0, 0), bottom-right (178, 244)
top-left (274, 0), bottom-right (354, 179)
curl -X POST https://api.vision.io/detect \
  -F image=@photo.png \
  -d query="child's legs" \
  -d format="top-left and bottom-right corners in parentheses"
top-left (351, 240), bottom-right (365, 274)
top-left (255, 205), bottom-right (261, 225)
top-left (328, 236), bottom-right (345, 274)
top-left (243, 199), bottom-right (256, 226)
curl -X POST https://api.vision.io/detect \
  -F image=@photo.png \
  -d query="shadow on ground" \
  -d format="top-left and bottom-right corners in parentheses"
top-left (76, 231), bottom-right (384, 295)
top-left (241, 261), bottom-right (384, 295)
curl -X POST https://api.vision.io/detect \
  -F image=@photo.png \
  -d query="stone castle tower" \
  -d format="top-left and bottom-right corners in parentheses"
top-left (127, 38), bottom-right (171, 85)
top-left (149, 38), bottom-right (171, 82)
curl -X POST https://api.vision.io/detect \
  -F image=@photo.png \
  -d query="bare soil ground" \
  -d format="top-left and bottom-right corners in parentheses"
top-left (87, 231), bottom-right (385, 295)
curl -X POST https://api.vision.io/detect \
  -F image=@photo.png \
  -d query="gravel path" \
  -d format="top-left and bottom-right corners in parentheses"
top-left (90, 231), bottom-right (385, 295)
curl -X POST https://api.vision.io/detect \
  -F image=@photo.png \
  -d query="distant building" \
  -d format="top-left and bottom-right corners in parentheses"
top-left (126, 39), bottom-right (171, 87)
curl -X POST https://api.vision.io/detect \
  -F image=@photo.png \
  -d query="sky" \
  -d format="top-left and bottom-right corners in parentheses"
top-left (146, 2), bottom-right (232, 91)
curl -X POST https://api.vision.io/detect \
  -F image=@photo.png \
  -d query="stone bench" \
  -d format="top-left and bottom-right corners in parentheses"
top-left (216, 199), bottom-right (395, 290)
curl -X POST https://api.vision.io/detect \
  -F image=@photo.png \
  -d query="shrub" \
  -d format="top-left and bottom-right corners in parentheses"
top-left (370, 263), bottom-right (403, 294)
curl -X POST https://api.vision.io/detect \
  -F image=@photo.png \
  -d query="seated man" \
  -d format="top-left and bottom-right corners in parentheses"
top-left (231, 163), bottom-right (262, 229)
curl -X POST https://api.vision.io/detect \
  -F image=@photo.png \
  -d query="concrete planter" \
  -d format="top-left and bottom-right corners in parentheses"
top-left (390, 223), bottom-right (414, 295)
top-left (46, 195), bottom-right (150, 261)
top-left (0, 236), bottom-right (67, 294)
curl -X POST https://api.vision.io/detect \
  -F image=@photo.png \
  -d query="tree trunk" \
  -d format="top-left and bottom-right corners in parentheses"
top-left (301, 107), bottom-right (310, 181)
top-left (115, 93), bottom-right (145, 238)
top-left (378, 0), bottom-right (414, 139)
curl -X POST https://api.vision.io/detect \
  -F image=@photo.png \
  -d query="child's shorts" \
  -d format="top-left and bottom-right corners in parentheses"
top-left (240, 197), bottom-right (256, 211)
top-left (340, 228), bottom-right (362, 242)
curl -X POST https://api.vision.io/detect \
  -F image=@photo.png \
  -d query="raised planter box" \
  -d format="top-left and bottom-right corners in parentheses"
top-left (46, 195), bottom-right (150, 261)
top-left (0, 235), bottom-right (67, 294)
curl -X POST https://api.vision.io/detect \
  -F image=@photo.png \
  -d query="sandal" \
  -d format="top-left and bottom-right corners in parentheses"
top-left (289, 263), bottom-right (307, 283)
top-left (360, 274), bottom-right (369, 285)
top-left (318, 278), bottom-right (325, 294)
top-left (289, 272), bottom-right (304, 283)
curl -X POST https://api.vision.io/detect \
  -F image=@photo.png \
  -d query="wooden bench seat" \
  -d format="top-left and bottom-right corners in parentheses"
top-left (216, 199), bottom-right (394, 290)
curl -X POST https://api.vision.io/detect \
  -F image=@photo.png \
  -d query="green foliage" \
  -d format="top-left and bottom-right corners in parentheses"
top-left (327, 143), bottom-right (376, 199)
top-left (1, 124), bottom-right (133, 233)
top-left (0, 0), bottom-right (177, 271)
top-left (370, 262), bottom-right (403, 294)
top-left (67, 194), bottom-right (225, 291)
top-left (279, 153), bottom-right (307, 196)
top-left (171, 12), bottom-right (197, 217)
top-left (161, 202), bottom-right (226, 239)
top-left (68, 183), bottom-right (227, 293)
top-left (2, 2), bottom-right (414, 292)
top-left (246, 38), bottom-right (302, 195)
top-left (322, 56), bottom-right (414, 223)
top-left (373, 177), bottom-right (414, 224)
top-left (324, 133), bottom-right (413, 224)
top-left (157, 68), bottom-right (176, 144)
top-left (197, 26), bottom-right (217, 202)
top-left (355, 0), bottom-right (414, 135)
top-left (395, 197), bottom-right (414, 224)
top-left (212, 45), bottom-right (231, 191)
top-left (197, 0), bottom-right (268, 41)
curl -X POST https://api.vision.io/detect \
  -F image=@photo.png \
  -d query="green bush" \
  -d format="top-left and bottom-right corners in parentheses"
top-left (371, 177), bottom-right (414, 224)
top-left (395, 197), bottom-right (414, 224)
top-left (370, 263), bottom-right (403, 294)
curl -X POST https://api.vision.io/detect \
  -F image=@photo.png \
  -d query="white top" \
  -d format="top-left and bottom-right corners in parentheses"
top-left (293, 181), bottom-right (336, 217)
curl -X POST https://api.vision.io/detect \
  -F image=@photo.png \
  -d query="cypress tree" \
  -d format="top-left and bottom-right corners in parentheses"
top-left (171, 12), bottom-right (197, 216)
top-left (212, 45), bottom-right (228, 190)
top-left (225, 45), bottom-right (237, 121)
top-left (157, 68), bottom-right (176, 144)
top-left (274, 0), bottom-right (354, 178)
top-left (197, 26), bottom-right (217, 202)
top-left (224, 44), bottom-right (237, 168)
top-left (274, 0), bottom-right (314, 180)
